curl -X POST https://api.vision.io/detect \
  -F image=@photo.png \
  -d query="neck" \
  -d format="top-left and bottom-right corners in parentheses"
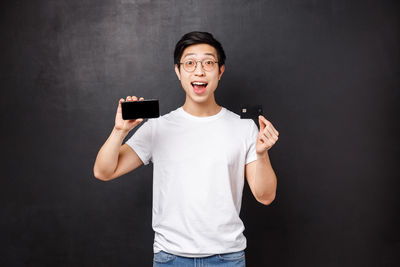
top-left (182, 94), bottom-right (221, 117)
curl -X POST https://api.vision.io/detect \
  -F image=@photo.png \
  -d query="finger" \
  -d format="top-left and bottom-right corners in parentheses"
top-left (128, 118), bottom-right (143, 124)
top-left (260, 134), bottom-right (271, 146)
top-left (117, 98), bottom-right (124, 113)
top-left (264, 124), bottom-right (275, 138)
top-left (260, 115), bottom-right (279, 136)
top-left (270, 123), bottom-right (279, 136)
top-left (139, 97), bottom-right (144, 101)
top-left (259, 115), bottom-right (269, 126)
top-left (132, 96), bottom-right (138, 101)
top-left (268, 133), bottom-right (279, 144)
top-left (261, 134), bottom-right (276, 147)
top-left (258, 116), bottom-right (265, 132)
top-left (268, 122), bottom-right (279, 135)
top-left (126, 96), bottom-right (132, 101)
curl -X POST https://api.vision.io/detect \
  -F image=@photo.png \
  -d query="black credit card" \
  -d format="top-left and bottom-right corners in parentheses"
top-left (240, 104), bottom-right (263, 128)
top-left (121, 99), bottom-right (160, 120)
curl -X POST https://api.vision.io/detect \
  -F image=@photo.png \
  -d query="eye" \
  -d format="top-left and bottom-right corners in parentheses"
top-left (204, 60), bottom-right (213, 66)
top-left (185, 60), bottom-right (195, 66)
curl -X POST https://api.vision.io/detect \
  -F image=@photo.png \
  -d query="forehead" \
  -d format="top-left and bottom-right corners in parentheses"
top-left (181, 43), bottom-right (218, 59)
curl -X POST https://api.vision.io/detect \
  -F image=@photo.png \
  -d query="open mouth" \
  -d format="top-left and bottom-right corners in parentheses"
top-left (191, 82), bottom-right (208, 94)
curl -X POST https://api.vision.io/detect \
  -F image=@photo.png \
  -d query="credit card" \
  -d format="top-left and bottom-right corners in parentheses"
top-left (240, 104), bottom-right (263, 128)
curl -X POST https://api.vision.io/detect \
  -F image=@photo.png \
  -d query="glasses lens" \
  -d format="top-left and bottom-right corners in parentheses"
top-left (202, 60), bottom-right (215, 71)
top-left (184, 60), bottom-right (196, 72)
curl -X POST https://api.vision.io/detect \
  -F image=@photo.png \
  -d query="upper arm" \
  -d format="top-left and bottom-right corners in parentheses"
top-left (108, 144), bottom-right (144, 180)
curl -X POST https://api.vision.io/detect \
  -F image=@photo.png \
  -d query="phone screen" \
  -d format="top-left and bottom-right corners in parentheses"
top-left (121, 99), bottom-right (160, 120)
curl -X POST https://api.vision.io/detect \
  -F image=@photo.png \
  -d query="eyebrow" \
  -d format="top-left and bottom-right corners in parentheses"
top-left (183, 53), bottom-right (216, 58)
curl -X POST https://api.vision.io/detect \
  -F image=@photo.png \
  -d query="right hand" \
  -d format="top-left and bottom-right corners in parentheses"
top-left (114, 96), bottom-right (144, 132)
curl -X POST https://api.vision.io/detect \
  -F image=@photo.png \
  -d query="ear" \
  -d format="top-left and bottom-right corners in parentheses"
top-left (218, 65), bottom-right (225, 80)
top-left (174, 64), bottom-right (181, 80)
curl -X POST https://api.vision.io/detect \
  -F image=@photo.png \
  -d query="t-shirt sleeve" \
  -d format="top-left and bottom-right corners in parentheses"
top-left (125, 119), bottom-right (153, 165)
top-left (245, 120), bottom-right (259, 164)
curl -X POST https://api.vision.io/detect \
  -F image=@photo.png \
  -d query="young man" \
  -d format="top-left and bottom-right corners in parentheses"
top-left (94, 31), bottom-right (279, 267)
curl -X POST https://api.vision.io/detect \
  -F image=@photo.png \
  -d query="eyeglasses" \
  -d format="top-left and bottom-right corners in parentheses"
top-left (179, 59), bottom-right (219, 72)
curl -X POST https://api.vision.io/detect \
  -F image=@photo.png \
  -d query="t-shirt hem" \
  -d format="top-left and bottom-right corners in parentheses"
top-left (154, 246), bottom-right (247, 258)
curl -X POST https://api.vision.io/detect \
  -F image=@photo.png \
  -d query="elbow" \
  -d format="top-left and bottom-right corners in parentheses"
top-left (93, 168), bottom-right (112, 181)
top-left (257, 193), bottom-right (276, 206)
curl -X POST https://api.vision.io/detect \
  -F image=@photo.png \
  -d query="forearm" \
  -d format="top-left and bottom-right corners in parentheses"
top-left (254, 152), bottom-right (277, 204)
top-left (93, 127), bottom-right (129, 179)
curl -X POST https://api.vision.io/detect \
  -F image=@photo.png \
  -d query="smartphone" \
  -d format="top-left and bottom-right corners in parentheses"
top-left (121, 99), bottom-right (160, 120)
top-left (240, 104), bottom-right (263, 128)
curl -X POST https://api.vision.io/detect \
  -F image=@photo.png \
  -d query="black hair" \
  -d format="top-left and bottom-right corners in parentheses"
top-left (174, 31), bottom-right (226, 69)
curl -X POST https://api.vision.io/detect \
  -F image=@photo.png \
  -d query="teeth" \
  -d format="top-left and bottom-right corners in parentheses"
top-left (192, 82), bottom-right (207, 85)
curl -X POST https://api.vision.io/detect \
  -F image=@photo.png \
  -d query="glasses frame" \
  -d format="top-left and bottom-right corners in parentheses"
top-left (179, 59), bottom-right (219, 72)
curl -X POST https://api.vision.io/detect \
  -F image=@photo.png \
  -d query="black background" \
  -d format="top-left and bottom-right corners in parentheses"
top-left (1, 0), bottom-right (399, 266)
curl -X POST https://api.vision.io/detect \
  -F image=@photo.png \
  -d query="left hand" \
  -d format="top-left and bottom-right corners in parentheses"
top-left (256, 115), bottom-right (279, 156)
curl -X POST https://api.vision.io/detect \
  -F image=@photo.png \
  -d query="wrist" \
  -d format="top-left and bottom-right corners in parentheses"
top-left (256, 151), bottom-right (269, 160)
top-left (112, 127), bottom-right (129, 138)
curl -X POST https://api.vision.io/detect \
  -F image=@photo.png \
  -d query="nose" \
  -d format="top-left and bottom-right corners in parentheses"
top-left (194, 61), bottom-right (205, 76)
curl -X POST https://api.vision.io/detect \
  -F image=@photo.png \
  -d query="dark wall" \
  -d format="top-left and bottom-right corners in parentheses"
top-left (1, 0), bottom-right (399, 266)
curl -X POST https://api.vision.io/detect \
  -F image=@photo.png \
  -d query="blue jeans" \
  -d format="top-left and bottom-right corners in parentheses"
top-left (153, 250), bottom-right (246, 267)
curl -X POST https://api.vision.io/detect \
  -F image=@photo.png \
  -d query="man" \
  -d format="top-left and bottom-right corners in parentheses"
top-left (93, 31), bottom-right (279, 267)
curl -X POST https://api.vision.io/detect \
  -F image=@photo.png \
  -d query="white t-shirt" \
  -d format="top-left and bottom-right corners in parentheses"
top-left (125, 106), bottom-right (259, 257)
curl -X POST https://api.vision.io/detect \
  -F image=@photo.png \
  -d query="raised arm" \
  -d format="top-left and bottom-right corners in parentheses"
top-left (93, 96), bottom-right (144, 181)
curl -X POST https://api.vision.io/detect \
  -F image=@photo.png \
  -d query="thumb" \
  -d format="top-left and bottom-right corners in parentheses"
top-left (258, 116), bottom-right (265, 132)
top-left (117, 98), bottom-right (124, 114)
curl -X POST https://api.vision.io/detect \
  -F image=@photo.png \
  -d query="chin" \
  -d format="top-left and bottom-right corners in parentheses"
top-left (190, 94), bottom-right (209, 103)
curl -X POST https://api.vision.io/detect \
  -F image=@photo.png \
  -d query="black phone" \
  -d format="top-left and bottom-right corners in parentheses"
top-left (121, 99), bottom-right (160, 120)
top-left (240, 104), bottom-right (263, 128)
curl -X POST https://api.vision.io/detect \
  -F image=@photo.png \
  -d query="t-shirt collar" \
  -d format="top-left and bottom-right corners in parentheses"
top-left (177, 106), bottom-right (226, 122)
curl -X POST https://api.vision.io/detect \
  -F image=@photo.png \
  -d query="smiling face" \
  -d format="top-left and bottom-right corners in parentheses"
top-left (175, 43), bottom-right (225, 105)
